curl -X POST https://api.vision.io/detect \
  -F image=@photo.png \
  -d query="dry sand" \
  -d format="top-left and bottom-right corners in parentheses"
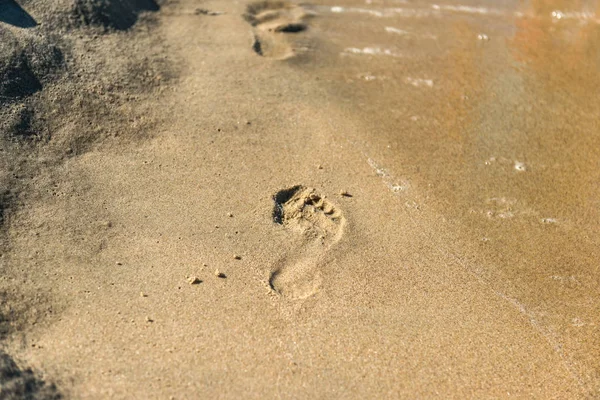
top-left (1, 0), bottom-right (599, 398)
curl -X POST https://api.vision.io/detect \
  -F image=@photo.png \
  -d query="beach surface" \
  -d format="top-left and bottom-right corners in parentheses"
top-left (1, 0), bottom-right (599, 398)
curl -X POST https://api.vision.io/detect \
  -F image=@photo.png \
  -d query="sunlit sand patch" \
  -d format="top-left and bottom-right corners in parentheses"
top-left (485, 157), bottom-right (531, 172)
top-left (571, 318), bottom-right (585, 327)
top-left (348, 73), bottom-right (391, 83)
top-left (431, 4), bottom-right (504, 16)
top-left (328, 3), bottom-right (600, 24)
top-left (328, 6), bottom-right (433, 18)
top-left (343, 47), bottom-right (400, 57)
top-left (367, 158), bottom-right (409, 193)
top-left (330, 5), bottom-right (383, 17)
top-left (431, 4), bottom-right (600, 23)
top-left (514, 161), bottom-right (527, 171)
top-left (359, 73), bottom-right (377, 81)
top-left (549, 276), bottom-right (581, 292)
top-left (551, 10), bottom-right (597, 22)
top-left (551, 275), bottom-right (578, 283)
top-left (385, 26), bottom-right (437, 39)
top-left (404, 77), bottom-right (434, 87)
top-left (541, 217), bottom-right (558, 224)
top-left (468, 197), bottom-right (540, 221)
top-left (385, 26), bottom-right (410, 35)
top-left (365, 0), bottom-right (409, 4)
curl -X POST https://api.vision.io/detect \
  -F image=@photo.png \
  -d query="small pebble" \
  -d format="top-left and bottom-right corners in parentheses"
top-left (187, 276), bottom-right (202, 285)
top-left (514, 161), bottom-right (527, 172)
top-left (234, 255), bottom-right (242, 260)
top-left (228, 212), bottom-right (233, 217)
top-left (116, 261), bottom-right (123, 266)
top-left (215, 269), bottom-right (226, 278)
top-left (140, 292), bottom-right (147, 297)
top-left (146, 316), bottom-right (154, 323)
top-left (339, 190), bottom-right (352, 197)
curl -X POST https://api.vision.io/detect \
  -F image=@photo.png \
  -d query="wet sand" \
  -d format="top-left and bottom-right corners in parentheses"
top-left (1, 0), bottom-right (599, 398)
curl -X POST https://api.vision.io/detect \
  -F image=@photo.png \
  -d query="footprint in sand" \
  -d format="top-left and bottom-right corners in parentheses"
top-left (269, 186), bottom-right (345, 299)
top-left (243, 1), bottom-right (314, 60)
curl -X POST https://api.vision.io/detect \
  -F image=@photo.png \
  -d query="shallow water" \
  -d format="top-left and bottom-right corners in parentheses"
top-left (302, 0), bottom-right (600, 391)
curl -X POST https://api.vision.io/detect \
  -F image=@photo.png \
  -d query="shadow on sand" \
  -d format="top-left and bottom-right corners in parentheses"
top-left (0, 0), bottom-right (38, 28)
top-left (73, 0), bottom-right (159, 31)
